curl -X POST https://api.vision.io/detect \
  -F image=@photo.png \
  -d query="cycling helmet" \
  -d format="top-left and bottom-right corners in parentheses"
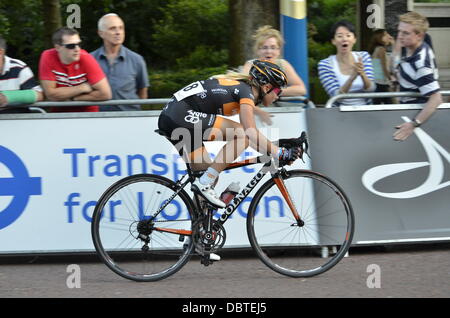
top-left (249, 59), bottom-right (288, 88)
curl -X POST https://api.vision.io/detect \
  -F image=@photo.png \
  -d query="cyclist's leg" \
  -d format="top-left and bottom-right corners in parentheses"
top-left (189, 117), bottom-right (249, 208)
top-left (204, 116), bottom-right (249, 174)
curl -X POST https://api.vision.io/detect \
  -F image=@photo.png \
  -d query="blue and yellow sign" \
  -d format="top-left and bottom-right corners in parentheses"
top-left (280, 0), bottom-right (309, 96)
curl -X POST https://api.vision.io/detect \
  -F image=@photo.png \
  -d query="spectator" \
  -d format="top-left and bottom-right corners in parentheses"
top-left (91, 13), bottom-right (149, 111)
top-left (393, 12), bottom-right (442, 141)
top-left (318, 20), bottom-right (375, 107)
top-left (368, 29), bottom-right (395, 104)
top-left (0, 35), bottom-right (44, 113)
top-left (242, 25), bottom-right (306, 97)
top-left (39, 27), bottom-right (111, 112)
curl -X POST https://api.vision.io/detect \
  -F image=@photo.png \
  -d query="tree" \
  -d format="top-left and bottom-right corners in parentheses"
top-left (0, 0), bottom-right (46, 71)
top-left (228, 0), bottom-right (279, 67)
top-left (42, 0), bottom-right (62, 48)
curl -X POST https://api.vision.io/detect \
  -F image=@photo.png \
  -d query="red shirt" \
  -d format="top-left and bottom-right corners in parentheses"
top-left (39, 49), bottom-right (106, 112)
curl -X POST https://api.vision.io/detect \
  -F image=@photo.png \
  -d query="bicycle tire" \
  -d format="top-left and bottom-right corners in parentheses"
top-left (92, 174), bottom-right (197, 282)
top-left (247, 169), bottom-right (354, 277)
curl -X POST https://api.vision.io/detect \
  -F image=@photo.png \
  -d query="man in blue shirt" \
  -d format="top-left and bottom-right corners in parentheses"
top-left (91, 13), bottom-right (149, 111)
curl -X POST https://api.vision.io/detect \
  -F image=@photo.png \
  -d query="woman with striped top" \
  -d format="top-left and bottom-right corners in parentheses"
top-left (318, 20), bottom-right (375, 107)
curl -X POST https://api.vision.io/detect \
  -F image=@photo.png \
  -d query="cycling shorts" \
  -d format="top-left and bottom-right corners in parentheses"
top-left (158, 99), bottom-right (224, 156)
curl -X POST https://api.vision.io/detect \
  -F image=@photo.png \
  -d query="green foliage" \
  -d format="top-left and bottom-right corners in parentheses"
top-left (152, 0), bottom-right (229, 69)
top-left (308, 0), bottom-right (357, 43)
top-left (0, 0), bottom-right (228, 91)
top-left (149, 65), bottom-right (228, 99)
top-left (176, 46), bottom-right (228, 69)
top-left (1, 0), bottom-right (359, 106)
top-left (0, 0), bottom-right (45, 70)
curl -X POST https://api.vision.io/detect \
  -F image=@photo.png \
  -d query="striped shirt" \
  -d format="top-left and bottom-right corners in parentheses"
top-left (0, 56), bottom-right (41, 92)
top-left (318, 51), bottom-right (375, 106)
top-left (397, 42), bottom-right (440, 104)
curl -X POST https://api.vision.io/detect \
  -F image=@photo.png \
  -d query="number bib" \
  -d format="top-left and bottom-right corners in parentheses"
top-left (174, 81), bottom-right (205, 101)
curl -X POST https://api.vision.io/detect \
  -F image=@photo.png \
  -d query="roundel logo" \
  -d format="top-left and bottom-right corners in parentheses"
top-left (0, 146), bottom-right (42, 229)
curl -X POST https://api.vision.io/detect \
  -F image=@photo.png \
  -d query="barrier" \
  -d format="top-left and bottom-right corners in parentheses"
top-left (324, 90), bottom-right (450, 108)
top-left (306, 105), bottom-right (450, 245)
top-left (1, 94), bottom-right (449, 254)
top-left (3, 95), bottom-right (314, 113)
top-left (0, 107), bottom-right (309, 254)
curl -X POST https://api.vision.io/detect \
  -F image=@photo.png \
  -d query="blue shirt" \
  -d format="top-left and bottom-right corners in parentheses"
top-left (91, 46), bottom-right (149, 111)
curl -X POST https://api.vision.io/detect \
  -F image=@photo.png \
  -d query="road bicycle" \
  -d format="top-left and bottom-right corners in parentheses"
top-left (91, 130), bottom-right (354, 282)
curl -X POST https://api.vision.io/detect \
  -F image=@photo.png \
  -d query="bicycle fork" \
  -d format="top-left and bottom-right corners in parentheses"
top-left (273, 173), bottom-right (305, 227)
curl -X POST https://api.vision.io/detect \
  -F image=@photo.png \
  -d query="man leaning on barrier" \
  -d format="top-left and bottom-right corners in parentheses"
top-left (39, 27), bottom-right (112, 113)
top-left (0, 35), bottom-right (44, 113)
top-left (393, 12), bottom-right (442, 141)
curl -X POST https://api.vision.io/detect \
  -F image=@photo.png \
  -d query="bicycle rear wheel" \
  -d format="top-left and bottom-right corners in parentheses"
top-left (92, 174), bottom-right (196, 282)
top-left (247, 170), bottom-right (354, 277)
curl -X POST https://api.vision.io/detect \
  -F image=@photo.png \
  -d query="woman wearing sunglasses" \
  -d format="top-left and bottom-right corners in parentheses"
top-left (158, 59), bottom-right (301, 208)
top-left (242, 26), bottom-right (306, 97)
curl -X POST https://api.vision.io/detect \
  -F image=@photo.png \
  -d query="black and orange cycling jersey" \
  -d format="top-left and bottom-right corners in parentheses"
top-left (158, 77), bottom-right (257, 155)
top-left (176, 78), bottom-right (256, 116)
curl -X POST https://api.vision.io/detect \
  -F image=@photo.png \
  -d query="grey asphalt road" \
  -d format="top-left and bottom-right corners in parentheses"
top-left (0, 244), bottom-right (448, 299)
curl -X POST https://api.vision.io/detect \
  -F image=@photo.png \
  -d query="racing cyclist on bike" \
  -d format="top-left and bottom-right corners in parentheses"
top-left (158, 60), bottom-right (301, 209)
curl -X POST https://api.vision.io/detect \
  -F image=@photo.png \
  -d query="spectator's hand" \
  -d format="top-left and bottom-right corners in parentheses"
top-left (256, 108), bottom-right (273, 125)
top-left (80, 83), bottom-right (93, 94)
top-left (72, 83), bottom-right (94, 101)
top-left (387, 34), bottom-right (395, 46)
top-left (0, 92), bottom-right (8, 108)
top-left (354, 57), bottom-right (365, 76)
top-left (393, 122), bottom-right (415, 141)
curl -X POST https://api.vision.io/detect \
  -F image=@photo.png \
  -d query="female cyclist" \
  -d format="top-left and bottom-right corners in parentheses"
top-left (158, 60), bottom-right (300, 209)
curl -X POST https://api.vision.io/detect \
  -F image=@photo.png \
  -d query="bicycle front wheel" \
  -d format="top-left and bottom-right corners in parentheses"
top-left (92, 174), bottom-right (196, 282)
top-left (247, 170), bottom-right (354, 277)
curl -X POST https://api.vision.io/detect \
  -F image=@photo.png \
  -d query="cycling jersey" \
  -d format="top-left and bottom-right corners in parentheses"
top-left (158, 78), bottom-right (256, 156)
top-left (175, 78), bottom-right (255, 116)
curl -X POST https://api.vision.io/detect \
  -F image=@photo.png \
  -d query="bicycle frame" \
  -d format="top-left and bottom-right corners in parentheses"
top-left (147, 156), bottom-right (303, 237)
top-left (217, 159), bottom-right (277, 225)
top-left (218, 158), bottom-right (303, 226)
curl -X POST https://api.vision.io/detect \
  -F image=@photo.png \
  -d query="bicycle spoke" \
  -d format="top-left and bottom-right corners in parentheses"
top-left (92, 174), bottom-right (196, 282)
top-left (247, 170), bottom-right (354, 277)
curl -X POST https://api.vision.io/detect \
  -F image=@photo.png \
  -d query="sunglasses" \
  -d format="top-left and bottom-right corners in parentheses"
top-left (62, 42), bottom-right (82, 49)
top-left (267, 87), bottom-right (282, 96)
top-left (259, 46), bottom-right (280, 51)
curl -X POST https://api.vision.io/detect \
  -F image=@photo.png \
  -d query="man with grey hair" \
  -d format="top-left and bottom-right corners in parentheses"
top-left (0, 35), bottom-right (44, 113)
top-left (91, 13), bottom-right (149, 111)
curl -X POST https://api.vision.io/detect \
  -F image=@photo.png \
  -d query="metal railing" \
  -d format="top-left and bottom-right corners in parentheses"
top-left (7, 95), bottom-right (313, 114)
top-left (324, 90), bottom-right (450, 108)
top-left (28, 98), bottom-right (171, 113)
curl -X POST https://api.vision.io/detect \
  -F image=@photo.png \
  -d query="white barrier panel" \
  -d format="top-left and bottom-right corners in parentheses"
top-left (0, 110), bottom-right (309, 253)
